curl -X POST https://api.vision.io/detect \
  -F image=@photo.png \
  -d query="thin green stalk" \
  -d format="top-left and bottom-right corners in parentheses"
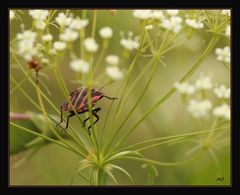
top-left (122, 125), bottom-right (229, 151)
top-left (111, 35), bottom-right (219, 153)
top-left (10, 70), bottom-right (31, 94)
top-left (133, 127), bottom-right (227, 153)
top-left (121, 150), bottom-right (204, 167)
top-left (93, 49), bottom-right (106, 77)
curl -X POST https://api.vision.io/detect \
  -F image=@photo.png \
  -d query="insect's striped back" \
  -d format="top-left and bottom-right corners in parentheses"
top-left (64, 87), bottom-right (103, 113)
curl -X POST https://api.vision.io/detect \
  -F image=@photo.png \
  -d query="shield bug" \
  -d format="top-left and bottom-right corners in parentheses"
top-left (57, 86), bottom-right (117, 135)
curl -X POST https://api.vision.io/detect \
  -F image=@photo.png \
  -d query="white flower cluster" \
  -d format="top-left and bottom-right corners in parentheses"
top-left (17, 30), bottom-right (37, 60)
top-left (133, 10), bottom-right (165, 20)
top-left (105, 55), bottom-right (123, 81)
top-left (120, 31), bottom-right (140, 51)
top-left (215, 46), bottom-right (230, 64)
top-left (99, 26), bottom-right (113, 39)
top-left (188, 99), bottom-right (212, 118)
top-left (175, 73), bottom-right (230, 120)
top-left (70, 59), bottom-right (89, 73)
top-left (29, 10), bottom-right (49, 30)
top-left (53, 12), bottom-right (90, 51)
top-left (185, 18), bottom-right (204, 29)
top-left (84, 38), bottom-right (99, 53)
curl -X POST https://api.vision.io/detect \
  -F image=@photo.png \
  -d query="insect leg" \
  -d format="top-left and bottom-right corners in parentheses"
top-left (103, 95), bottom-right (118, 100)
top-left (88, 107), bottom-right (102, 133)
top-left (56, 106), bottom-right (63, 127)
top-left (82, 116), bottom-right (90, 127)
top-left (65, 112), bottom-right (75, 129)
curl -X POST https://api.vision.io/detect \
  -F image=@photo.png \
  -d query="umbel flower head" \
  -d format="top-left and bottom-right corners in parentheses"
top-left (55, 12), bottom-right (73, 27)
top-left (187, 99), bottom-right (212, 118)
top-left (29, 10), bottom-right (49, 21)
top-left (84, 38), bottom-right (99, 53)
top-left (105, 66), bottom-right (123, 81)
top-left (161, 16), bottom-right (182, 33)
top-left (105, 55), bottom-right (119, 66)
top-left (214, 85), bottom-right (230, 99)
top-left (215, 46), bottom-right (230, 63)
top-left (213, 104), bottom-right (230, 120)
top-left (174, 81), bottom-right (195, 95)
top-left (70, 59), bottom-right (89, 73)
top-left (120, 31), bottom-right (140, 51)
top-left (69, 17), bottom-right (89, 30)
top-left (99, 26), bottom-right (113, 39)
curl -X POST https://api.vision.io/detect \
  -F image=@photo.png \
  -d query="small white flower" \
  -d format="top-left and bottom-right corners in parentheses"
top-left (105, 66), bottom-right (123, 81)
top-left (17, 30), bottom-right (37, 43)
top-left (162, 16), bottom-right (182, 33)
top-left (53, 41), bottom-right (66, 51)
top-left (70, 59), bottom-right (89, 73)
top-left (106, 55), bottom-right (119, 66)
top-left (166, 10), bottom-right (179, 16)
top-left (185, 18), bottom-right (204, 29)
top-left (84, 38), bottom-right (99, 52)
top-left (99, 26), bottom-right (113, 39)
top-left (188, 99), bottom-right (212, 118)
top-left (174, 81), bottom-right (195, 95)
top-left (69, 17), bottom-right (89, 30)
top-left (221, 10), bottom-right (231, 16)
top-left (145, 25), bottom-right (153, 31)
top-left (42, 34), bottom-right (53, 42)
top-left (151, 11), bottom-right (164, 20)
top-left (120, 31), bottom-right (140, 51)
top-left (215, 46), bottom-right (230, 63)
top-left (195, 73), bottom-right (213, 90)
top-left (10, 10), bottom-right (15, 20)
top-left (226, 25), bottom-right (230, 37)
top-left (35, 20), bottom-right (46, 30)
top-left (213, 104), bottom-right (230, 120)
top-left (133, 10), bottom-right (152, 20)
top-left (55, 13), bottom-right (73, 27)
top-left (60, 28), bottom-right (78, 42)
top-left (29, 10), bottom-right (49, 21)
top-left (214, 85), bottom-right (230, 99)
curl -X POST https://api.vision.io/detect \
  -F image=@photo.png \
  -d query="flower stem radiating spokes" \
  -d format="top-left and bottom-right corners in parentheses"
top-left (109, 35), bottom-right (219, 155)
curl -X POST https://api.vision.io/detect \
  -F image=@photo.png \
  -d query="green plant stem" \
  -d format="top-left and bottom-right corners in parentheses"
top-left (103, 60), bottom-right (159, 156)
top-left (110, 35), bottom-right (219, 153)
top-left (91, 10), bottom-right (97, 38)
top-left (99, 52), bottom-right (139, 148)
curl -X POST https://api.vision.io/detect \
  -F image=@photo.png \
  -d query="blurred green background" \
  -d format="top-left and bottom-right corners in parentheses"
top-left (10, 10), bottom-right (230, 185)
